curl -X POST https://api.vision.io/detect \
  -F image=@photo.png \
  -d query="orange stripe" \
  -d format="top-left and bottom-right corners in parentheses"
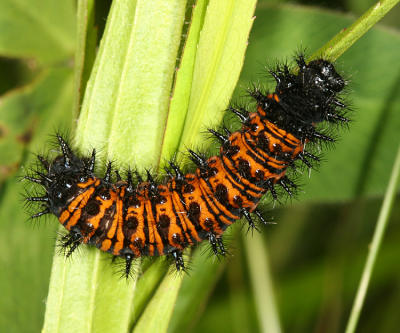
top-left (112, 188), bottom-right (125, 255)
top-left (101, 239), bottom-right (111, 251)
top-left (144, 196), bottom-right (164, 256)
top-left (83, 192), bottom-right (115, 242)
top-left (59, 210), bottom-right (70, 224)
top-left (104, 191), bottom-right (118, 239)
top-left (65, 187), bottom-right (95, 229)
top-left (77, 178), bottom-right (98, 189)
top-left (171, 190), bottom-right (201, 242)
top-left (126, 193), bottom-right (146, 255)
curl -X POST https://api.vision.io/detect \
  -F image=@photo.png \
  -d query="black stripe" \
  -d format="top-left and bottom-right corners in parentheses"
top-left (263, 124), bottom-right (297, 149)
top-left (147, 194), bottom-right (166, 255)
top-left (142, 201), bottom-right (150, 256)
top-left (219, 155), bottom-right (265, 202)
top-left (244, 132), bottom-right (292, 164)
top-left (167, 180), bottom-right (199, 242)
top-left (89, 203), bottom-right (115, 248)
top-left (244, 146), bottom-right (287, 176)
top-left (220, 152), bottom-right (265, 195)
top-left (169, 191), bottom-right (192, 246)
top-left (196, 178), bottom-right (236, 231)
top-left (108, 190), bottom-right (126, 254)
top-left (63, 185), bottom-right (98, 227)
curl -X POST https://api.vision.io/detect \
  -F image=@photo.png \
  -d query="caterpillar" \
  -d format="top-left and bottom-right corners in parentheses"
top-left (24, 55), bottom-right (348, 277)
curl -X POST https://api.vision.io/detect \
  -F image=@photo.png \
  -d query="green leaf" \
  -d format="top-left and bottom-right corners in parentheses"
top-left (130, 260), bottom-right (169, 324)
top-left (132, 273), bottom-right (184, 333)
top-left (167, 246), bottom-right (225, 333)
top-left (162, 0), bottom-right (257, 161)
top-left (73, 0), bottom-right (97, 119)
top-left (244, 232), bottom-right (282, 333)
top-left (176, 0), bottom-right (257, 153)
top-left (160, 0), bottom-right (209, 160)
top-left (0, 69), bottom-right (74, 181)
top-left (75, 0), bottom-right (187, 169)
top-left (0, 0), bottom-right (76, 64)
top-left (184, 3), bottom-right (400, 331)
top-left (0, 68), bottom-right (74, 333)
top-left (345, 145), bottom-right (400, 332)
top-left (313, 0), bottom-right (400, 61)
top-left (44, 1), bottom-right (188, 332)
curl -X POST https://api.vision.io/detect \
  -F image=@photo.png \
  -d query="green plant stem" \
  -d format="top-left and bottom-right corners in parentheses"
top-left (132, 274), bottom-right (184, 333)
top-left (73, 0), bottom-right (96, 120)
top-left (345, 144), bottom-right (400, 333)
top-left (313, 0), bottom-right (400, 61)
top-left (244, 232), bottom-right (282, 333)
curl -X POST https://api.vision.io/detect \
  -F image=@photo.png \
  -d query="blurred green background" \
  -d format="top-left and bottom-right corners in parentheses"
top-left (0, 0), bottom-right (399, 332)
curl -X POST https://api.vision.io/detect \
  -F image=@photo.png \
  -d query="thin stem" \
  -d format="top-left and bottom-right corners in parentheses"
top-left (312, 0), bottom-right (400, 61)
top-left (345, 144), bottom-right (400, 333)
top-left (244, 232), bottom-right (282, 333)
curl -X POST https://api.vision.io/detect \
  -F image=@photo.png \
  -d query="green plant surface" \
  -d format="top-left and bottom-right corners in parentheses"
top-left (314, 0), bottom-right (400, 61)
top-left (0, 68), bottom-right (74, 332)
top-left (161, 0), bottom-right (257, 160)
top-left (75, 0), bottom-right (187, 168)
top-left (167, 243), bottom-right (226, 333)
top-left (0, 1), bottom-right (76, 331)
top-left (345, 145), bottom-right (400, 332)
top-left (0, 0), bottom-right (75, 65)
top-left (244, 231), bottom-right (282, 333)
top-left (73, 0), bottom-right (96, 119)
top-left (130, 259), bottom-right (170, 325)
top-left (132, 273), bottom-right (184, 333)
top-left (160, 0), bottom-right (209, 161)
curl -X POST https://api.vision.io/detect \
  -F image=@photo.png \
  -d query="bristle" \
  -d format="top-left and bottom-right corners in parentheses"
top-left (104, 162), bottom-right (112, 183)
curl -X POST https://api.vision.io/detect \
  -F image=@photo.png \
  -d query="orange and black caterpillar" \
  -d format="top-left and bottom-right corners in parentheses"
top-left (25, 56), bottom-right (348, 277)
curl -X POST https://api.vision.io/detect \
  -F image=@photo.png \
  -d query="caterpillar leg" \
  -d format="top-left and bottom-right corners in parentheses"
top-left (124, 254), bottom-right (134, 279)
top-left (253, 208), bottom-right (273, 225)
top-left (60, 230), bottom-right (82, 257)
top-left (208, 233), bottom-right (225, 256)
top-left (171, 250), bottom-right (185, 271)
top-left (242, 208), bottom-right (258, 231)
